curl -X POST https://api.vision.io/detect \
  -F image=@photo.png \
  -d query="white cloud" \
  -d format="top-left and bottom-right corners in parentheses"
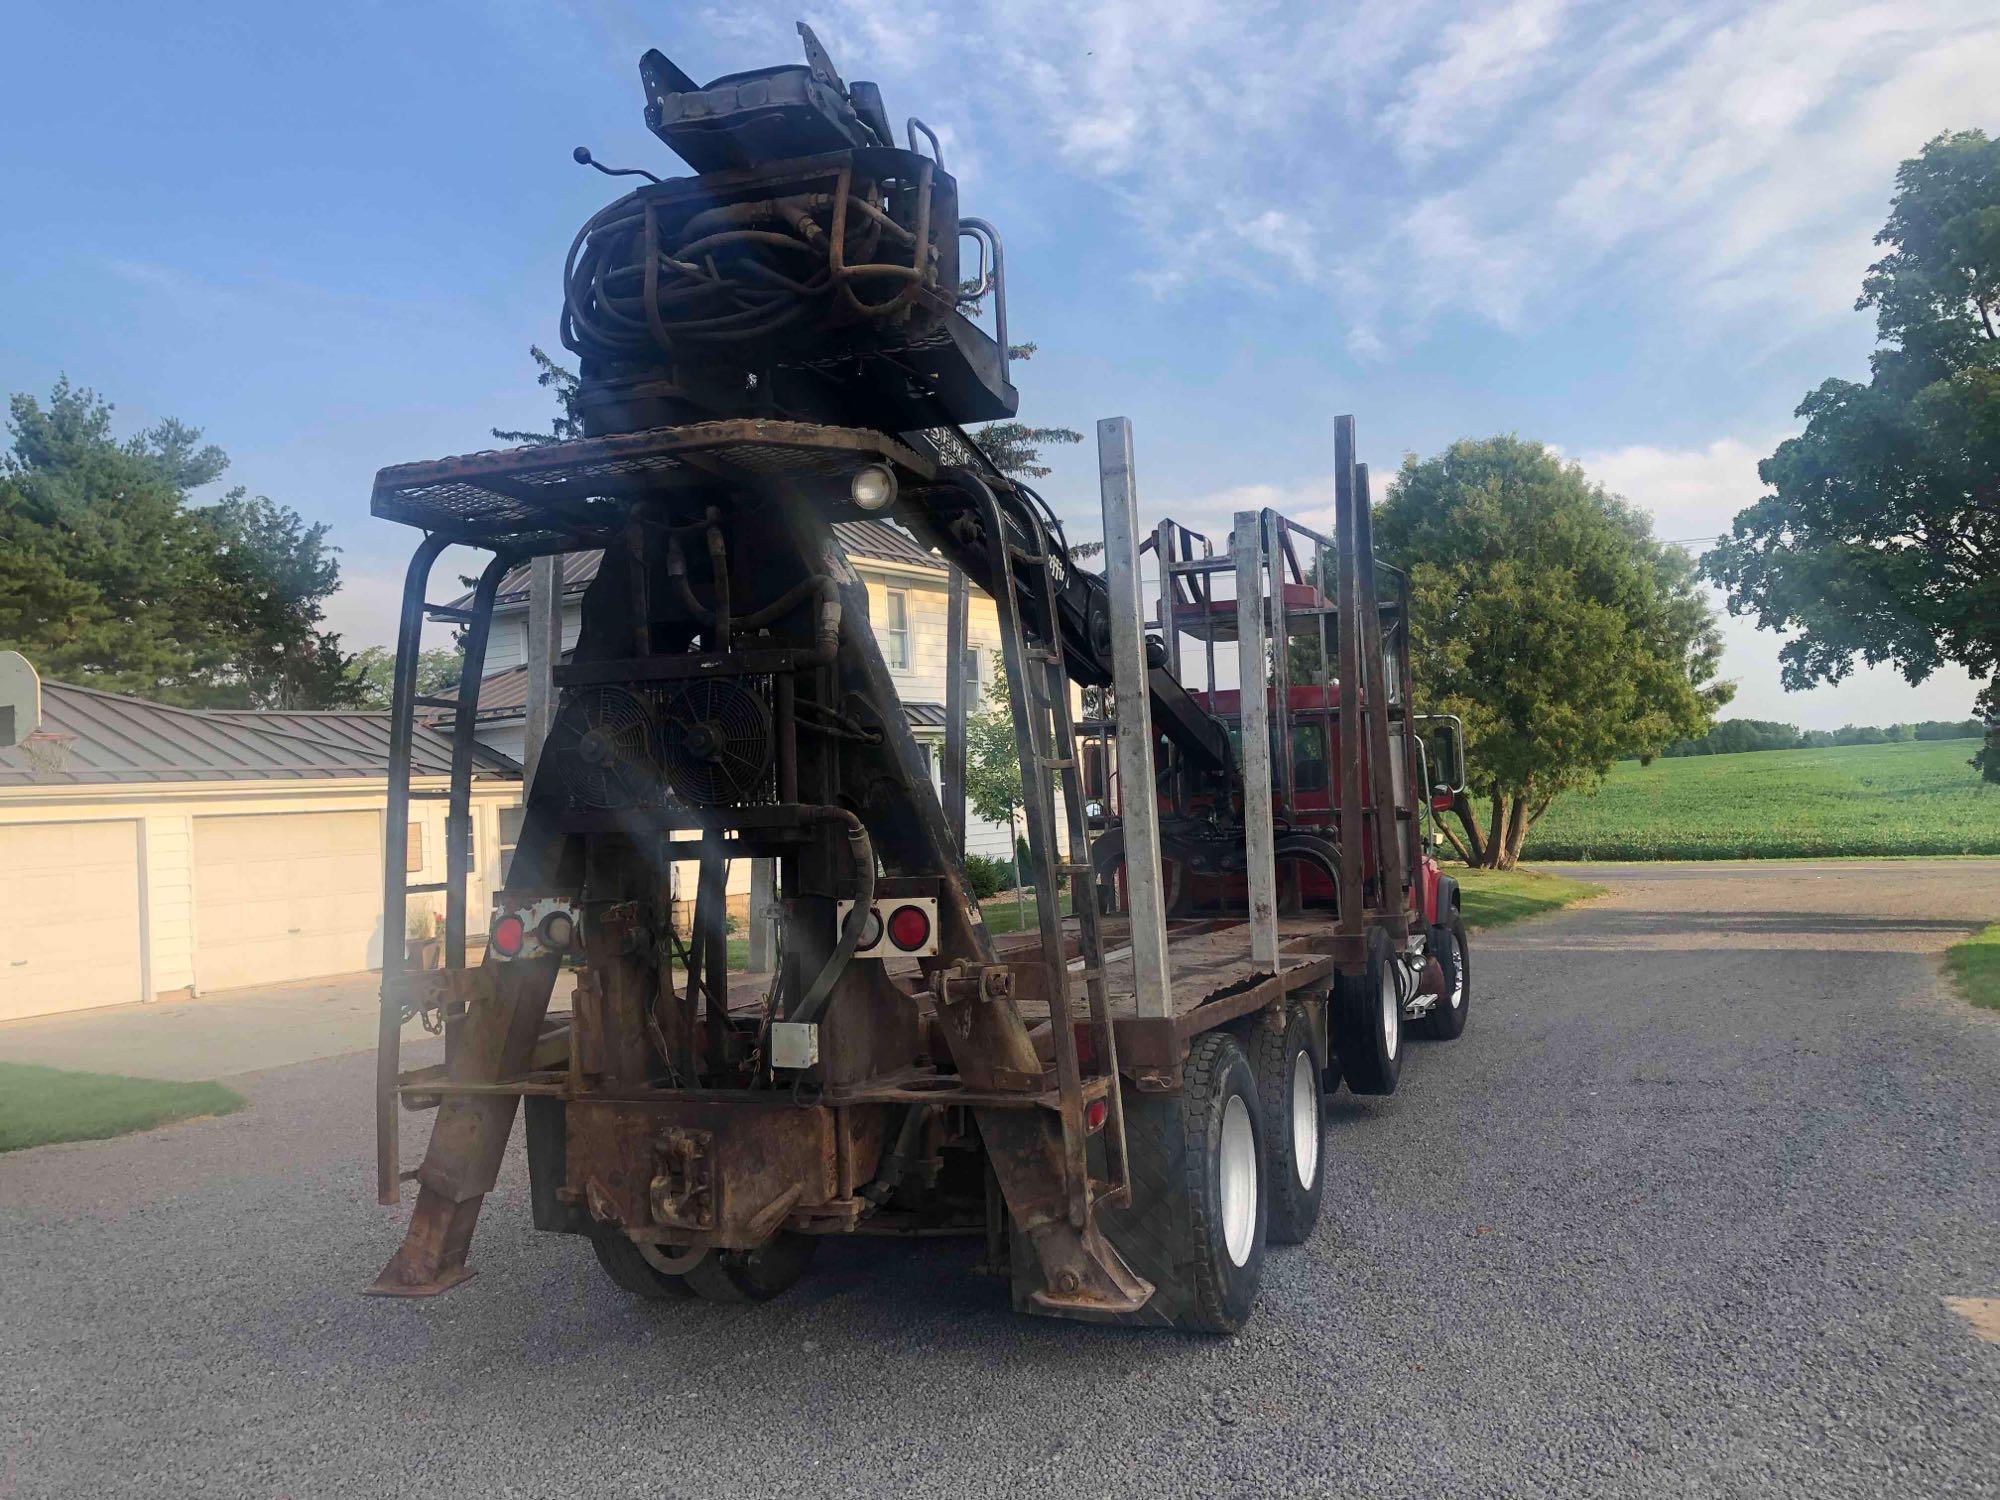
top-left (1384, 0), bottom-right (1574, 164)
top-left (689, 0), bottom-right (1998, 348)
top-left (1574, 436), bottom-right (1777, 546)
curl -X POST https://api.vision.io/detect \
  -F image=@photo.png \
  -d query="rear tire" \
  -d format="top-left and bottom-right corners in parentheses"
top-left (590, 1230), bottom-right (693, 1301)
top-left (1416, 908), bottom-right (1470, 1041)
top-left (1250, 1005), bottom-right (1326, 1246)
top-left (1333, 926), bottom-right (1403, 1095)
top-left (1097, 1031), bottom-right (1268, 1332)
top-left (682, 1233), bottom-right (818, 1303)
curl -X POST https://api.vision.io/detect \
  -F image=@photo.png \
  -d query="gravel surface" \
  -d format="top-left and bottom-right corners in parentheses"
top-left (4, 860), bottom-right (1997, 1498)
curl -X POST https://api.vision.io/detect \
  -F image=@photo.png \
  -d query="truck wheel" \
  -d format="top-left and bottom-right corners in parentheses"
top-left (590, 1230), bottom-right (693, 1301)
top-left (682, 1233), bottom-right (818, 1303)
top-left (1333, 926), bottom-right (1402, 1095)
top-left (1104, 1031), bottom-right (1268, 1332)
top-left (1251, 1005), bottom-right (1325, 1246)
top-left (1416, 908), bottom-right (1470, 1041)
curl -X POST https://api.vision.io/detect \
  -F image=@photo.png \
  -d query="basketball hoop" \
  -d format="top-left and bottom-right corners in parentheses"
top-left (19, 730), bottom-right (74, 775)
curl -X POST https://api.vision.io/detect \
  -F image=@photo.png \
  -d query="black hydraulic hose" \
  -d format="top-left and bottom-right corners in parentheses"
top-left (663, 542), bottom-right (839, 645)
top-left (862, 1103), bottom-right (932, 1207)
top-left (705, 522), bottom-right (731, 649)
top-left (791, 807), bottom-right (875, 1026)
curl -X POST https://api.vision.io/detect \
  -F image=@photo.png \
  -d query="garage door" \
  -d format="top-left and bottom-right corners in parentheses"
top-left (0, 821), bottom-right (145, 1022)
top-left (194, 812), bottom-right (381, 992)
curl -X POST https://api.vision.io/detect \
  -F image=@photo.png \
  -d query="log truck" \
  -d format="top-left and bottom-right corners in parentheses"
top-left (365, 23), bottom-right (1471, 1332)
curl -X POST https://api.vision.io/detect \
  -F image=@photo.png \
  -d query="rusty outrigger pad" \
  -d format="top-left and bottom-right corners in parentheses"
top-left (364, 1184), bottom-right (482, 1297)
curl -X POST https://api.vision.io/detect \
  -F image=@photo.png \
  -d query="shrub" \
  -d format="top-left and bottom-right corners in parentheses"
top-left (963, 854), bottom-right (1014, 899)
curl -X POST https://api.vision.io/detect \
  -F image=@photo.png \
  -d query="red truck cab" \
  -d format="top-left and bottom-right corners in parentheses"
top-left (1169, 684), bottom-right (1452, 931)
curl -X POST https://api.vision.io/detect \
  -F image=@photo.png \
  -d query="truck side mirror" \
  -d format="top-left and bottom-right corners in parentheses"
top-left (1415, 713), bottom-right (1467, 796)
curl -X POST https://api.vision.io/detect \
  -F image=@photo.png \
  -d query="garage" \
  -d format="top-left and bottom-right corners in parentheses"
top-left (194, 811), bottom-right (383, 992)
top-left (0, 820), bottom-right (145, 1022)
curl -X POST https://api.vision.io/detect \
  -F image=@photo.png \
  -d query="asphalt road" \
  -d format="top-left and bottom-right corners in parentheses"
top-left (4, 860), bottom-right (1997, 1498)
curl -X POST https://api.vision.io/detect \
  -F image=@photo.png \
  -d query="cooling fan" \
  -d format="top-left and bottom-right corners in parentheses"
top-left (547, 686), bottom-right (661, 809)
top-left (656, 679), bottom-right (773, 807)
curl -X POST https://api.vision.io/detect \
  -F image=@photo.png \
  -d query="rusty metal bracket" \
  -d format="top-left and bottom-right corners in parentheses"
top-left (929, 961), bottom-right (1016, 1008)
top-left (649, 1127), bottom-right (717, 1230)
top-left (390, 966), bottom-right (491, 1033)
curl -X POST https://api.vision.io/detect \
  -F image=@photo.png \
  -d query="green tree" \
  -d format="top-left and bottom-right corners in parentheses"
top-left (1706, 130), bottom-right (1999, 780)
top-left (348, 645), bottom-right (466, 709)
top-left (965, 670), bottom-right (1029, 901)
top-left (490, 346), bottom-right (585, 446)
top-left (0, 379), bottom-right (358, 707)
top-left (1375, 436), bottom-right (1731, 868)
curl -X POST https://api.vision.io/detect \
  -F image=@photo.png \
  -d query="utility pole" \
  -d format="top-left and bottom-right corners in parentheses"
top-left (523, 555), bottom-right (559, 790)
top-left (943, 566), bottom-right (969, 857)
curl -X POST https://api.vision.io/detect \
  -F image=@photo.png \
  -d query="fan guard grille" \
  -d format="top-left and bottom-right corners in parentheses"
top-left (548, 686), bottom-right (659, 809)
top-left (656, 679), bottom-right (774, 806)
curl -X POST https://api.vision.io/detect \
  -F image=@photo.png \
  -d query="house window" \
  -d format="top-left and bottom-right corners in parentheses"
top-left (883, 589), bottom-right (910, 670)
top-left (964, 645), bottom-right (982, 692)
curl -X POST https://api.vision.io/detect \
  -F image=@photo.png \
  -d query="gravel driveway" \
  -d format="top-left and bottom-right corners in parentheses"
top-left (4, 860), bottom-right (1996, 1498)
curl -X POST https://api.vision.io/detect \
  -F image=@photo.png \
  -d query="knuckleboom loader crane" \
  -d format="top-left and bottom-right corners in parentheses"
top-left (366, 23), bottom-right (1472, 1331)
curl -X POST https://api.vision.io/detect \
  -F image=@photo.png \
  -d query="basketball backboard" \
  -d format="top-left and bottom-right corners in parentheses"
top-left (0, 650), bottom-right (41, 748)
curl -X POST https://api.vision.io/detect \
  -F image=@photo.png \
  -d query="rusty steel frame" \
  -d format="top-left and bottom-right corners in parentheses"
top-left (367, 421), bottom-right (1157, 1314)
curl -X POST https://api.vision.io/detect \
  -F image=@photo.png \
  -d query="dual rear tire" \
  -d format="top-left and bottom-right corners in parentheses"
top-left (1100, 1004), bottom-right (1326, 1333)
top-left (1250, 1004), bottom-right (1326, 1246)
top-left (592, 1230), bottom-right (817, 1304)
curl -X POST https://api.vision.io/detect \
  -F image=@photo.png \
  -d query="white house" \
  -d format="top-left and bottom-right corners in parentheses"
top-left (0, 683), bottom-right (519, 1022)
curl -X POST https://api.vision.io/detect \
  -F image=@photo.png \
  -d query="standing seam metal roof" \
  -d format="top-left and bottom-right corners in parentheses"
top-left (0, 683), bottom-right (519, 787)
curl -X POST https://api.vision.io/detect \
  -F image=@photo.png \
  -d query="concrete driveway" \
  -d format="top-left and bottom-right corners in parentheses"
top-left (0, 969), bottom-right (575, 1081)
top-left (2, 860), bottom-right (1996, 1498)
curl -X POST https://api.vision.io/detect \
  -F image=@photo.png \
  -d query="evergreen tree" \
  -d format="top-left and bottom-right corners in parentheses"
top-left (0, 379), bottom-right (357, 706)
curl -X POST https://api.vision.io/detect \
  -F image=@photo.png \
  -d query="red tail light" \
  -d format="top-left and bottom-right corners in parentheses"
top-left (1085, 1098), bottom-right (1108, 1132)
top-left (492, 914), bottom-right (526, 957)
top-left (887, 903), bottom-right (932, 952)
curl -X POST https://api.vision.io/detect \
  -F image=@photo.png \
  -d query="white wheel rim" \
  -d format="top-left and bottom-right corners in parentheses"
top-left (1449, 933), bottom-right (1465, 1010)
top-left (1380, 965), bottom-right (1400, 1060)
top-left (1289, 1048), bottom-right (1320, 1190)
top-left (1219, 1093), bottom-right (1258, 1267)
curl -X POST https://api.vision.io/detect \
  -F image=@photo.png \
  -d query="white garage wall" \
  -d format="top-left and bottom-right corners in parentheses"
top-left (142, 813), bottom-right (195, 997)
top-left (0, 777), bottom-right (519, 1016)
top-left (0, 819), bottom-right (145, 1021)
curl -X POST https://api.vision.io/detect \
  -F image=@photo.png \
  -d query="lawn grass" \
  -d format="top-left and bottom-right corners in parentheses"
top-left (0, 1062), bottom-right (245, 1152)
top-left (973, 872), bottom-right (1600, 937)
top-left (1452, 865), bottom-right (1605, 929)
top-left (1525, 737), bottom-right (1999, 861)
top-left (1945, 924), bottom-right (2000, 1012)
top-left (979, 893), bottom-right (1040, 935)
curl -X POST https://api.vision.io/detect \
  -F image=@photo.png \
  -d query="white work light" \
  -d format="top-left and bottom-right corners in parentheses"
top-left (850, 464), bottom-right (897, 511)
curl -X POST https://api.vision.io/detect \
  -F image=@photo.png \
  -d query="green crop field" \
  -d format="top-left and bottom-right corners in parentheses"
top-left (1523, 738), bottom-right (1999, 861)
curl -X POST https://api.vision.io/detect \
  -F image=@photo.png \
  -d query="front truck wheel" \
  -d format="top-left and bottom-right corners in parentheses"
top-left (1251, 1003), bottom-right (1326, 1245)
top-left (1087, 1031), bottom-right (1269, 1332)
top-left (1415, 907), bottom-right (1470, 1041)
top-left (1333, 926), bottom-right (1403, 1095)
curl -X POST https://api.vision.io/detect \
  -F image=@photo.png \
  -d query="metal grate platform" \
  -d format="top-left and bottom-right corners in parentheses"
top-left (371, 419), bottom-right (939, 544)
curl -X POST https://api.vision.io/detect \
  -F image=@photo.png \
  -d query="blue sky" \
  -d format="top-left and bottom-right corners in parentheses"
top-left (3, 0), bottom-right (1993, 727)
